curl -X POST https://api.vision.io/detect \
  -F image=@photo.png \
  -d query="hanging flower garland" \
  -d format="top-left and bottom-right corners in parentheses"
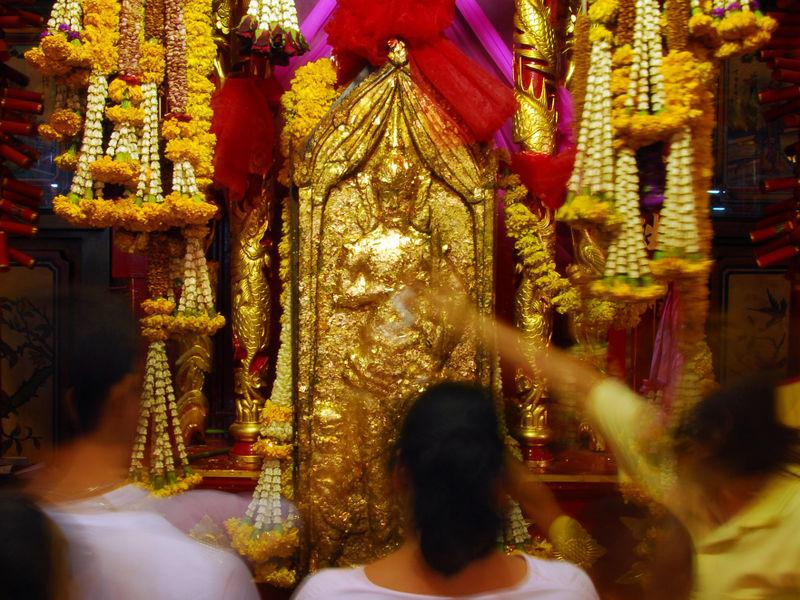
top-left (226, 199), bottom-right (299, 587)
top-left (503, 172), bottom-right (580, 314)
top-left (237, 0), bottom-right (308, 64)
top-left (650, 126), bottom-right (714, 278)
top-left (40, 0), bottom-right (219, 231)
top-left (593, 147), bottom-right (665, 301)
top-left (32, 0), bottom-right (226, 498)
top-left (140, 226), bottom-right (226, 336)
top-left (278, 58), bottom-right (339, 186)
top-left (559, 0), bottom-right (617, 227)
top-left (90, 0), bottom-right (143, 189)
top-left (25, 0), bottom-right (89, 77)
top-left (130, 339), bottom-right (203, 495)
top-left (710, 0), bottom-right (777, 59)
top-left (612, 0), bottom-right (689, 149)
top-left (130, 235), bottom-right (203, 495)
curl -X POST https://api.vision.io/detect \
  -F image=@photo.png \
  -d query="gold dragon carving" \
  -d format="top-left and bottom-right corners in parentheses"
top-left (513, 0), bottom-right (559, 464)
top-left (229, 189), bottom-right (272, 460)
top-left (513, 0), bottom-right (557, 155)
top-left (175, 334), bottom-right (213, 445)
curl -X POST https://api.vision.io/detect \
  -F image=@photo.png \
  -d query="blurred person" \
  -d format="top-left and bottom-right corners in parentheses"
top-left (481, 313), bottom-right (800, 600)
top-left (293, 382), bottom-right (599, 600)
top-left (506, 456), bottom-right (694, 600)
top-left (0, 491), bottom-right (69, 600)
top-left (20, 289), bottom-right (259, 600)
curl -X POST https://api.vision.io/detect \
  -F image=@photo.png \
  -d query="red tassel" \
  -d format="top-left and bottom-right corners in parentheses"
top-left (325, 0), bottom-right (455, 71)
top-left (325, 0), bottom-right (514, 142)
top-left (410, 39), bottom-right (516, 143)
top-left (511, 148), bottom-right (577, 211)
top-left (210, 75), bottom-right (276, 200)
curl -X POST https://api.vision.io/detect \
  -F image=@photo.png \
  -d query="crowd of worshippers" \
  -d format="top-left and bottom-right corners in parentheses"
top-left (1, 290), bottom-right (799, 600)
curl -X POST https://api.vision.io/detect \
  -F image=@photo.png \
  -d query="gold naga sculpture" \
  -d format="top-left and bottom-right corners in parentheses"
top-left (289, 40), bottom-right (501, 569)
top-left (512, 0), bottom-right (559, 464)
top-left (229, 188), bottom-right (272, 465)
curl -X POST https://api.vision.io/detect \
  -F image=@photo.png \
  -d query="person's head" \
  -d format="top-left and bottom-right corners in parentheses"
top-left (62, 289), bottom-right (139, 444)
top-left (673, 375), bottom-right (800, 483)
top-left (395, 382), bottom-right (504, 576)
top-left (0, 492), bottom-right (69, 599)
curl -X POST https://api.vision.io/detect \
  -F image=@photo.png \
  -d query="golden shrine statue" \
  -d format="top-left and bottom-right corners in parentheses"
top-left (290, 41), bottom-right (498, 569)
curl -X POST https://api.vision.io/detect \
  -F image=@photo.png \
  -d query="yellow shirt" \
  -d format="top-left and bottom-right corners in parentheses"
top-left (588, 379), bottom-right (800, 599)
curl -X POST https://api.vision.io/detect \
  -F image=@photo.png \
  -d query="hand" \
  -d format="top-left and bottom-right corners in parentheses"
top-left (504, 450), bottom-right (564, 532)
top-left (423, 288), bottom-right (605, 405)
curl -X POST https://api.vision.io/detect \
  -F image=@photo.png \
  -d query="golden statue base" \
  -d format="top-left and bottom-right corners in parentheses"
top-left (519, 424), bottom-right (553, 471)
top-left (228, 421), bottom-right (263, 469)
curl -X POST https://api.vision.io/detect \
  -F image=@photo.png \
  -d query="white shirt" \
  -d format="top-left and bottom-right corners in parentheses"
top-left (45, 485), bottom-right (259, 600)
top-left (292, 554), bottom-right (598, 600)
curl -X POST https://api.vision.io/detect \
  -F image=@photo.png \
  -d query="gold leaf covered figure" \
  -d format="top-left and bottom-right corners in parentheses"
top-left (291, 41), bottom-right (499, 569)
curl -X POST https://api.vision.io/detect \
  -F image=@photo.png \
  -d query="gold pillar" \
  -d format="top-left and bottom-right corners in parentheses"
top-left (228, 187), bottom-right (272, 467)
top-left (513, 0), bottom-right (559, 468)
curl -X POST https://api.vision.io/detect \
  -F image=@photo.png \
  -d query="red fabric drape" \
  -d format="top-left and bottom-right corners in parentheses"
top-left (325, 0), bottom-right (515, 142)
top-left (210, 76), bottom-right (278, 200)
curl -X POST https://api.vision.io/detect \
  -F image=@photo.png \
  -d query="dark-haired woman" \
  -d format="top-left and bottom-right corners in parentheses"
top-left (293, 382), bottom-right (598, 599)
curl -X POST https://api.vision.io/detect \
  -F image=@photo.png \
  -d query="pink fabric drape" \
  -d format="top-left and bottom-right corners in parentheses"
top-left (643, 285), bottom-right (683, 416)
top-left (455, 0), bottom-right (513, 85)
top-left (275, 0), bottom-right (335, 87)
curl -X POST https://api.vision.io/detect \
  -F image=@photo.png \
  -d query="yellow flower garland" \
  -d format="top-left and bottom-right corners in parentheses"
top-left (556, 193), bottom-right (616, 227)
top-left (53, 194), bottom-right (218, 231)
top-left (226, 519), bottom-right (300, 563)
top-left (182, 0), bottom-right (216, 183)
top-left (142, 297), bottom-right (176, 315)
top-left (108, 79), bottom-right (143, 104)
top-left (254, 565), bottom-right (297, 589)
top-left (503, 174), bottom-right (580, 314)
top-left (82, 0), bottom-right (120, 75)
top-left (280, 58), bottom-right (338, 185)
top-left (55, 149), bottom-right (79, 171)
top-left (89, 155), bottom-right (140, 185)
top-left (136, 472), bottom-right (203, 497)
top-left (105, 105), bottom-right (145, 126)
top-left (251, 440), bottom-right (293, 460)
top-left (139, 40), bottom-right (166, 85)
top-left (50, 109), bottom-right (83, 136)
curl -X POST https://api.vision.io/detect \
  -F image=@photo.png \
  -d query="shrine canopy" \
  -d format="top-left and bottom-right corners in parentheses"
top-left (278, 0), bottom-right (517, 150)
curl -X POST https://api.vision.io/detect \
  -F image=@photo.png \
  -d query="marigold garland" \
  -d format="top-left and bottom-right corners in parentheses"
top-left (55, 149), bottom-right (79, 171)
top-left (226, 519), bottom-right (299, 563)
top-left (50, 108), bottom-right (83, 136)
top-left (82, 0), bottom-right (120, 76)
top-left (252, 440), bottom-right (293, 460)
top-left (504, 174), bottom-right (580, 314)
top-left (142, 297), bottom-right (176, 315)
top-left (139, 40), bottom-right (166, 85)
top-left (279, 58), bottom-right (338, 185)
top-left (89, 155), bottom-right (140, 185)
top-left (53, 193), bottom-right (218, 231)
top-left (105, 105), bottom-right (145, 126)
